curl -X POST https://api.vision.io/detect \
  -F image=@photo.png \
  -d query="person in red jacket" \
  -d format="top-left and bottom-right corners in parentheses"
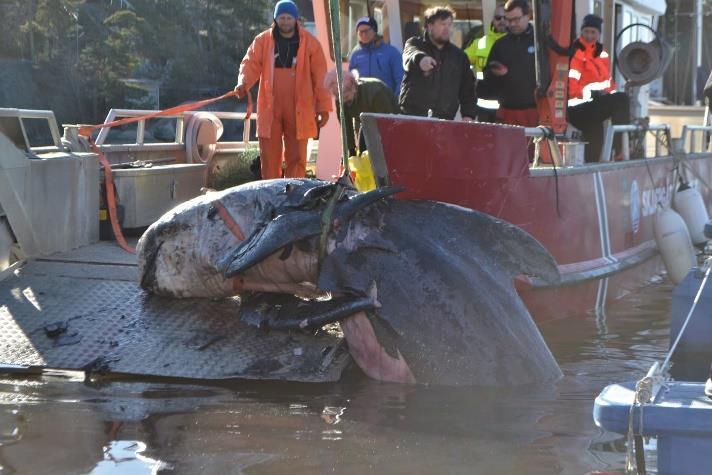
top-left (234, 0), bottom-right (331, 179)
top-left (567, 14), bottom-right (630, 163)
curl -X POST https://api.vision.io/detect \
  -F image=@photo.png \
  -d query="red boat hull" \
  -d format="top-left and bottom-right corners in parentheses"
top-left (362, 114), bottom-right (712, 322)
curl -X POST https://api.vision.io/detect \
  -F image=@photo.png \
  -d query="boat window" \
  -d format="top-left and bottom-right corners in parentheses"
top-left (400, 0), bottom-right (483, 49)
top-left (0, 117), bottom-right (28, 151)
top-left (325, 0), bottom-right (393, 61)
top-left (21, 118), bottom-right (54, 148)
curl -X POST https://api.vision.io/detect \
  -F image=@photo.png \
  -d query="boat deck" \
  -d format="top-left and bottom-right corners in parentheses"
top-left (595, 380), bottom-right (712, 475)
top-left (0, 241), bottom-right (350, 383)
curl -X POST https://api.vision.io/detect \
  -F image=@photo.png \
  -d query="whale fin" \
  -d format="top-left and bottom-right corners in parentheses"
top-left (473, 214), bottom-right (560, 285)
top-left (316, 201), bottom-right (562, 386)
top-left (240, 292), bottom-right (379, 331)
top-left (220, 186), bottom-right (403, 277)
top-left (278, 181), bottom-right (338, 212)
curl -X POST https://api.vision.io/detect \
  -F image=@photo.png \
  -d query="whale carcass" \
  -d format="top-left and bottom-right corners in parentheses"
top-left (137, 179), bottom-right (562, 386)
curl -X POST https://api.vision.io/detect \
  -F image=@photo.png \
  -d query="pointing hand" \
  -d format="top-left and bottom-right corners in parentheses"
top-left (419, 56), bottom-right (438, 73)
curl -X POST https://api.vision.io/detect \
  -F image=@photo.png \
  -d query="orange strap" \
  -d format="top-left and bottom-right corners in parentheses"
top-left (78, 90), bottom-right (252, 136)
top-left (215, 199), bottom-right (247, 293)
top-left (211, 200), bottom-right (246, 241)
top-left (88, 138), bottom-right (136, 254)
top-left (79, 89), bottom-right (252, 254)
top-left (232, 277), bottom-right (245, 292)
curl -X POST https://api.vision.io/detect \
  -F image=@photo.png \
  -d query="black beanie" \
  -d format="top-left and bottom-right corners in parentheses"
top-left (582, 14), bottom-right (603, 33)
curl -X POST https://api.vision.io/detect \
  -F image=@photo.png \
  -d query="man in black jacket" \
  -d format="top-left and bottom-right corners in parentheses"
top-left (477, 0), bottom-right (538, 127)
top-left (399, 6), bottom-right (477, 121)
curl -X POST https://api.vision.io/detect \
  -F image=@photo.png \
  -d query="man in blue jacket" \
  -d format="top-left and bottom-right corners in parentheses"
top-left (348, 17), bottom-right (403, 96)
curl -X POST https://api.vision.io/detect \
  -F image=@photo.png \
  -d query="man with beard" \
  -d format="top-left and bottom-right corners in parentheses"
top-left (399, 6), bottom-right (477, 121)
top-left (465, 3), bottom-right (508, 122)
top-left (464, 4), bottom-right (508, 75)
top-left (234, 0), bottom-right (332, 179)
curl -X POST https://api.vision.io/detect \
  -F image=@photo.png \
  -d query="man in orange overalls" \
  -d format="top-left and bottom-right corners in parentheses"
top-left (234, 0), bottom-right (332, 179)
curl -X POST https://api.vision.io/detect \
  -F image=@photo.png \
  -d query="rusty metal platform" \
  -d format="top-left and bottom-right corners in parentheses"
top-left (0, 242), bottom-right (350, 383)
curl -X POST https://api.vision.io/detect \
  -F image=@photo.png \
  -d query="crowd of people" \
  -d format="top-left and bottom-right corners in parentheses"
top-left (233, 0), bottom-right (631, 178)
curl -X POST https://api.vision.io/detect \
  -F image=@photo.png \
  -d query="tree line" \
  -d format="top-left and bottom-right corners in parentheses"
top-left (0, 0), bottom-right (270, 122)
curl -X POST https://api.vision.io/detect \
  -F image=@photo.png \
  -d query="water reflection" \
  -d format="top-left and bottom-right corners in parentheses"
top-left (0, 279), bottom-right (673, 474)
top-left (90, 440), bottom-right (169, 474)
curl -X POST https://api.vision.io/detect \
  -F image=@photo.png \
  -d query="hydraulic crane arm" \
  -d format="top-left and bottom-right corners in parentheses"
top-left (533, 0), bottom-right (575, 133)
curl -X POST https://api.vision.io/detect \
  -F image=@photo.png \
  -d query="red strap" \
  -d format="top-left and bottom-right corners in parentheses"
top-left (88, 138), bottom-right (136, 254)
top-left (78, 90), bottom-right (252, 137)
top-left (78, 89), bottom-right (252, 254)
top-left (211, 200), bottom-right (245, 241)
top-left (232, 277), bottom-right (245, 292)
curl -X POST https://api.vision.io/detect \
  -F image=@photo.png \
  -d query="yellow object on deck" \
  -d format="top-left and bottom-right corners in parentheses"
top-left (348, 152), bottom-right (377, 192)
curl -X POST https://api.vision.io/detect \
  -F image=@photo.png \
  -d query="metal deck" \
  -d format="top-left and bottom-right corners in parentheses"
top-left (0, 241), bottom-right (350, 383)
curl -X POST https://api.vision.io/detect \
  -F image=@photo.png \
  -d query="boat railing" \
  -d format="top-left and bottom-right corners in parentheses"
top-left (600, 123), bottom-right (671, 161)
top-left (680, 125), bottom-right (712, 154)
top-left (0, 108), bottom-right (64, 153)
top-left (94, 108), bottom-right (257, 153)
top-left (525, 123), bottom-right (672, 167)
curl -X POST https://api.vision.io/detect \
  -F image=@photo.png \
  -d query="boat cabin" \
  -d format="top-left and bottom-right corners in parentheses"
top-left (307, 0), bottom-right (670, 177)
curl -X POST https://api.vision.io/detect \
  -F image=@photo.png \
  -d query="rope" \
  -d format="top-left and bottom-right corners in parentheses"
top-left (317, 0), bottom-right (356, 266)
top-left (532, 128), bottom-right (562, 218)
top-left (327, 0), bottom-right (350, 179)
top-left (625, 362), bottom-right (659, 475)
top-left (662, 257), bottom-right (712, 372)
top-left (624, 259), bottom-right (712, 473)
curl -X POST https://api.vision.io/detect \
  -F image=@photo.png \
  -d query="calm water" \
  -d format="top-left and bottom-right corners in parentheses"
top-left (0, 279), bottom-right (674, 474)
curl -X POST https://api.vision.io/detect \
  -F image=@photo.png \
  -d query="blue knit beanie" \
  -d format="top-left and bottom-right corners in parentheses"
top-left (274, 0), bottom-right (299, 19)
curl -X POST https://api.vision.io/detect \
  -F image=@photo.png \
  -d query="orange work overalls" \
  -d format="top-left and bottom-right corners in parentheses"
top-left (258, 66), bottom-right (308, 179)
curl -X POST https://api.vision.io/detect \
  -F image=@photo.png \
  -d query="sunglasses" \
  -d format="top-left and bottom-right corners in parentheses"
top-left (494, 15), bottom-right (505, 20)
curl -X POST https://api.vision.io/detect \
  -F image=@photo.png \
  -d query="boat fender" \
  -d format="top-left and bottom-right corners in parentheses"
top-left (673, 182), bottom-right (709, 245)
top-left (704, 220), bottom-right (712, 240)
top-left (654, 207), bottom-right (696, 284)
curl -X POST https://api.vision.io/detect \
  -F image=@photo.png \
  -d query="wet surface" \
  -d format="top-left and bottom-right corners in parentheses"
top-left (0, 278), bottom-right (673, 474)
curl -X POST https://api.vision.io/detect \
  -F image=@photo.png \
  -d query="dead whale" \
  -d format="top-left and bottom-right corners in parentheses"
top-left (137, 178), bottom-right (563, 386)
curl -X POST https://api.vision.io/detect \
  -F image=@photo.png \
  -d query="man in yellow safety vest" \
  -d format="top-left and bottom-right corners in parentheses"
top-left (464, 4), bottom-right (508, 76)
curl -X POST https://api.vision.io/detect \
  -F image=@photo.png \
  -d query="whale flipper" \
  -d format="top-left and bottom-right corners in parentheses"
top-left (220, 187), bottom-right (403, 277)
top-left (317, 201), bottom-right (562, 386)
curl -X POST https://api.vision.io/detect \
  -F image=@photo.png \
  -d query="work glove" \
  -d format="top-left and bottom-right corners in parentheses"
top-left (316, 111), bottom-right (329, 128)
top-left (234, 84), bottom-right (247, 99)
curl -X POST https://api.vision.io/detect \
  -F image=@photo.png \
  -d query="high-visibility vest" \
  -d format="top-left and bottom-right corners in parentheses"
top-left (464, 26), bottom-right (507, 74)
top-left (567, 38), bottom-right (616, 107)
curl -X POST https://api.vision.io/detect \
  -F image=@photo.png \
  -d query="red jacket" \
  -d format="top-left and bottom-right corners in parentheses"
top-left (568, 37), bottom-right (616, 106)
top-left (238, 26), bottom-right (332, 140)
